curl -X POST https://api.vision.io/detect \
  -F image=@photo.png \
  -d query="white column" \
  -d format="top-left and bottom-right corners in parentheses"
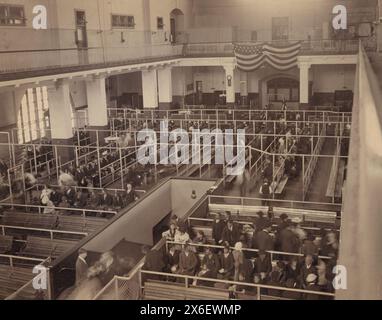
top-left (86, 76), bottom-right (108, 127)
top-left (158, 68), bottom-right (173, 109)
top-left (223, 65), bottom-right (236, 105)
top-left (142, 69), bottom-right (158, 109)
top-left (48, 81), bottom-right (73, 140)
top-left (299, 62), bottom-right (311, 105)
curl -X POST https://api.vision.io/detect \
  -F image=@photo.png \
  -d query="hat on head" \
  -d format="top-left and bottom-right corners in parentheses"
top-left (280, 213), bottom-right (288, 220)
top-left (306, 273), bottom-right (318, 284)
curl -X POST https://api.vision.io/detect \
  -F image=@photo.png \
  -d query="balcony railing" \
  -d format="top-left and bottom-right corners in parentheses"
top-left (0, 27), bottom-right (377, 79)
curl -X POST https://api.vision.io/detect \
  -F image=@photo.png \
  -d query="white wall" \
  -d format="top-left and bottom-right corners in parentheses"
top-left (312, 65), bottom-right (356, 92)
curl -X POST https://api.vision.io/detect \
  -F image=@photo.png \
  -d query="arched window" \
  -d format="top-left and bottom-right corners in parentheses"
top-left (267, 78), bottom-right (299, 102)
top-left (17, 86), bottom-right (49, 144)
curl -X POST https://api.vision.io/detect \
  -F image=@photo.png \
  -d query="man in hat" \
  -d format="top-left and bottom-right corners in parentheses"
top-left (255, 211), bottom-right (270, 233)
top-left (253, 250), bottom-right (272, 279)
top-left (75, 248), bottom-right (88, 286)
top-left (253, 221), bottom-right (274, 251)
top-left (277, 213), bottom-right (289, 233)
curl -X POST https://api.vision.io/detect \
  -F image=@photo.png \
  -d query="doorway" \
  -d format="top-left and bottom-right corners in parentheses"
top-left (170, 9), bottom-right (185, 44)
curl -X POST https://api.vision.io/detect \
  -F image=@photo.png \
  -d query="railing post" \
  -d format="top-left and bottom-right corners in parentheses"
top-left (115, 277), bottom-right (120, 300)
top-left (257, 286), bottom-right (261, 300)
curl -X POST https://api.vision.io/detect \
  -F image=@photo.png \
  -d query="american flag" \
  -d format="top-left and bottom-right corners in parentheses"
top-left (234, 42), bottom-right (302, 72)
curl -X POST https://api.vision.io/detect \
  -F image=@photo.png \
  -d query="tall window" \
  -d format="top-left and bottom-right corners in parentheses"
top-left (0, 4), bottom-right (25, 26)
top-left (272, 17), bottom-right (289, 41)
top-left (157, 17), bottom-right (164, 30)
top-left (17, 87), bottom-right (49, 144)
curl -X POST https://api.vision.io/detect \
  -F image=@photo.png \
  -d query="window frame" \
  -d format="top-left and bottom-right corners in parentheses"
top-left (271, 17), bottom-right (289, 41)
top-left (157, 16), bottom-right (164, 30)
top-left (0, 4), bottom-right (26, 27)
top-left (111, 14), bottom-right (135, 29)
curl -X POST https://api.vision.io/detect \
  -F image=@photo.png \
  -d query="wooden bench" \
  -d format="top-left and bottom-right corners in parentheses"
top-left (326, 158), bottom-right (338, 199)
top-left (334, 160), bottom-right (346, 198)
top-left (21, 236), bottom-right (77, 259)
top-left (0, 265), bottom-right (34, 300)
top-left (274, 175), bottom-right (288, 195)
top-left (57, 215), bottom-right (108, 234)
top-left (144, 280), bottom-right (230, 300)
top-left (0, 235), bottom-right (13, 254)
top-left (2, 212), bottom-right (58, 230)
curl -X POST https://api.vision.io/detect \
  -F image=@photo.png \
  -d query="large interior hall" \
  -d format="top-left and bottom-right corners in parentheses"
top-left (0, 0), bottom-right (381, 301)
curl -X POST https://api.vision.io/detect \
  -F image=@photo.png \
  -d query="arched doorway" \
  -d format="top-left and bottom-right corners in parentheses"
top-left (170, 9), bottom-right (185, 44)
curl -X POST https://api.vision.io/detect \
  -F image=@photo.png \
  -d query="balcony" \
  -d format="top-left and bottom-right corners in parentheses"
top-left (0, 27), bottom-right (377, 81)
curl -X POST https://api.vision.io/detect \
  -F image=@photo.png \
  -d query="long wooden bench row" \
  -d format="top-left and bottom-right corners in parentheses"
top-left (144, 280), bottom-right (229, 300)
top-left (1, 212), bottom-right (57, 230)
top-left (208, 204), bottom-right (337, 225)
top-left (20, 236), bottom-right (77, 259)
top-left (1, 211), bottom-right (108, 234)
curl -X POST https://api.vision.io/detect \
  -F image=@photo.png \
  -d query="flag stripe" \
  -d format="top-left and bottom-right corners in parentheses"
top-left (236, 50), bottom-right (300, 63)
top-left (234, 42), bottom-right (301, 72)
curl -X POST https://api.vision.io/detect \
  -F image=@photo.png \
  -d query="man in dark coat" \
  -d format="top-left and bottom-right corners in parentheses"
top-left (253, 221), bottom-right (274, 251)
top-left (253, 250), bottom-right (272, 275)
top-left (221, 220), bottom-right (241, 247)
top-left (218, 245), bottom-right (234, 280)
top-left (179, 245), bottom-right (198, 276)
top-left (300, 254), bottom-right (316, 288)
top-left (279, 226), bottom-right (300, 253)
top-left (141, 246), bottom-right (165, 282)
top-left (164, 245), bottom-right (180, 273)
top-left (212, 213), bottom-right (226, 245)
top-left (75, 249), bottom-right (88, 286)
top-left (202, 247), bottom-right (220, 278)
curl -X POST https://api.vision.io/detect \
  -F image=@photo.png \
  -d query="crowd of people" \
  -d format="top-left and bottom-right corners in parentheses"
top-left (32, 183), bottom-right (138, 215)
top-left (141, 211), bottom-right (338, 300)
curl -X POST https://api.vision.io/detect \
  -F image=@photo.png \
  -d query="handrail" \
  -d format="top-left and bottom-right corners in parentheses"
top-left (139, 270), bottom-right (335, 299)
top-left (187, 216), bottom-right (340, 233)
top-left (208, 195), bottom-right (342, 211)
top-left (166, 240), bottom-right (332, 261)
top-left (5, 256), bottom-right (52, 300)
top-left (0, 253), bottom-right (45, 265)
top-left (0, 223), bottom-right (88, 237)
top-left (0, 202), bottom-right (118, 216)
